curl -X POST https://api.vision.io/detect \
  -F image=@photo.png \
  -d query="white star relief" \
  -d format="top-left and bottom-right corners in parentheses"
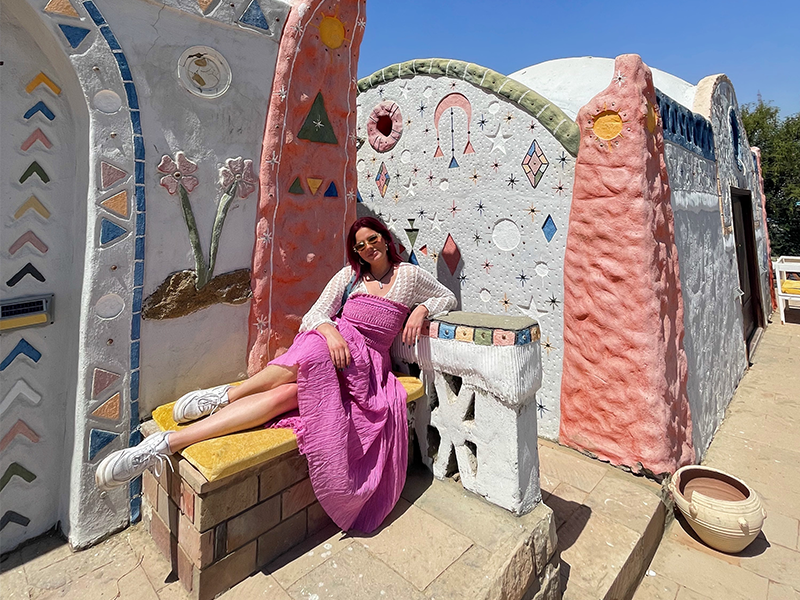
top-left (313, 118), bottom-right (324, 130)
top-left (403, 178), bottom-right (417, 197)
top-left (398, 81), bottom-right (411, 100)
top-left (517, 295), bottom-right (549, 320)
top-left (256, 316), bottom-right (268, 333)
top-left (265, 151), bottom-right (280, 169)
top-left (485, 123), bottom-right (513, 155)
top-left (275, 86), bottom-right (288, 101)
top-left (356, 18), bottom-right (366, 29)
top-left (429, 212), bottom-right (444, 232)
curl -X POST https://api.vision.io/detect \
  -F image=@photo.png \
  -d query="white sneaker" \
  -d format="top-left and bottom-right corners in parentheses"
top-left (172, 384), bottom-right (232, 424)
top-left (95, 431), bottom-right (172, 491)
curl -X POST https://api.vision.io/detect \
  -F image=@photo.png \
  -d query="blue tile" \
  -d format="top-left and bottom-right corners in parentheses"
top-left (515, 328), bottom-right (532, 345)
top-left (99, 26), bottom-right (121, 51)
top-left (324, 181), bottom-right (338, 197)
top-left (135, 212), bottom-right (145, 235)
top-left (135, 185), bottom-right (145, 211)
top-left (131, 312), bottom-right (140, 340)
top-left (83, 1), bottom-right (105, 25)
top-left (124, 82), bottom-right (139, 109)
top-left (58, 24), bottom-right (91, 49)
top-left (128, 426), bottom-right (142, 446)
top-left (129, 496), bottom-right (142, 523)
top-left (438, 323), bottom-right (456, 340)
top-left (130, 369), bottom-right (139, 401)
top-left (130, 340), bottom-right (140, 370)
top-left (130, 111), bottom-right (142, 135)
top-left (239, 0), bottom-right (270, 32)
top-left (356, 189), bottom-right (363, 203)
top-left (542, 214), bottom-right (557, 242)
top-left (133, 136), bottom-right (144, 161)
top-left (134, 260), bottom-right (144, 286)
top-left (134, 160), bottom-right (144, 184)
top-left (409, 250), bottom-right (418, 265)
top-left (24, 101), bottom-right (55, 121)
top-left (114, 52), bottom-right (132, 81)
top-left (99, 218), bottom-right (128, 245)
top-left (132, 286), bottom-right (143, 313)
top-left (129, 474), bottom-right (142, 497)
top-left (89, 429), bottom-right (118, 460)
top-left (1, 338), bottom-right (42, 370)
top-left (135, 235), bottom-right (145, 260)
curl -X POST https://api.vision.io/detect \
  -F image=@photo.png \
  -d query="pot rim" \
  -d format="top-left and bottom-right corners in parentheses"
top-left (671, 465), bottom-right (754, 503)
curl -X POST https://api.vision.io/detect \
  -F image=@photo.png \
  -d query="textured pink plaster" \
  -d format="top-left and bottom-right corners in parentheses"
top-left (752, 147), bottom-right (777, 311)
top-left (559, 54), bottom-right (694, 475)
top-left (248, 1), bottom-right (365, 371)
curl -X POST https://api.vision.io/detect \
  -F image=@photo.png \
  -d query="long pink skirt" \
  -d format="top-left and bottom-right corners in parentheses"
top-left (268, 294), bottom-right (409, 533)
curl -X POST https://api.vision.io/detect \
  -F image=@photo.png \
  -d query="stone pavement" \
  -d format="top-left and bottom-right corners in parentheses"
top-left (634, 320), bottom-right (800, 600)
top-left (0, 432), bottom-right (668, 600)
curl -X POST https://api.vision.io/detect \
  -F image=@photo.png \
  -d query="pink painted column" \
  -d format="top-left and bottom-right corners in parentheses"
top-left (559, 54), bottom-right (694, 475)
top-left (248, 1), bottom-right (365, 371)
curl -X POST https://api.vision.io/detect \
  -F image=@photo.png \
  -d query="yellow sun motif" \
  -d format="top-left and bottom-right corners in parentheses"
top-left (586, 103), bottom-right (627, 150)
top-left (646, 101), bottom-right (658, 134)
top-left (319, 14), bottom-right (345, 49)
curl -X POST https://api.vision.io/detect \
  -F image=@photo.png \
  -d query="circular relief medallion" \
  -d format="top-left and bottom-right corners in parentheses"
top-left (367, 101), bottom-right (403, 153)
top-left (177, 46), bottom-right (232, 99)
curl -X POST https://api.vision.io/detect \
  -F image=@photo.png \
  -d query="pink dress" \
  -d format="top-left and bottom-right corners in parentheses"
top-left (268, 264), bottom-right (456, 532)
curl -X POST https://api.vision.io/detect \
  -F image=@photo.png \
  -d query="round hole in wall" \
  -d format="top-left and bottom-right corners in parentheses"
top-left (367, 101), bottom-right (402, 153)
top-left (479, 289), bottom-right (491, 303)
top-left (492, 219), bottom-right (521, 251)
top-left (93, 90), bottom-right (122, 114)
top-left (96, 293), bottom-right (125, 319)
top-left (177, 46), bottom-right (232, 99)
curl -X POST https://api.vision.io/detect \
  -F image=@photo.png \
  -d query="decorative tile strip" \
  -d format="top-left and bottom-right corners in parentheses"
top-left (429, 313), bottom-right (540, 347)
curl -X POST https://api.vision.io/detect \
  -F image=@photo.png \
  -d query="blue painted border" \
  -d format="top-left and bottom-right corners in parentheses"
top-left (82, 1), bottom-right (145, 522)
top-left (656, 90), bottom-right (716, 161)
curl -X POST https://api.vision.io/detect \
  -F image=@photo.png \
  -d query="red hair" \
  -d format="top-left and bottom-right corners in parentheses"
top-left (346, 216), bottom-right (403, 282)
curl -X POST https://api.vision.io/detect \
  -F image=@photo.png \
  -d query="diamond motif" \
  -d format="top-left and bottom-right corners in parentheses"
top-left (441, 234), bottom-right (461, 275)
top-left (521, 140), bottom-right (549, 188)
top-left (375, 162), bottom-right (390, 198)
top-left (542, 214), bottom-right (557, 242)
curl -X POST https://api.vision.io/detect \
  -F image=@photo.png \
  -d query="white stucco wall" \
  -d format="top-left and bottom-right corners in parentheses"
top-left (95, 0), bottom-right (287, 416)
top-left (510, 56), bottom-right (697, 120)
top-left (356, 67), bottom-right (576, 440)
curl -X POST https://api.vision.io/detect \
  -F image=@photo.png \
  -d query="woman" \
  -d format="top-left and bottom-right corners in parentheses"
top-left (96, 217), bottom-right (456, 532)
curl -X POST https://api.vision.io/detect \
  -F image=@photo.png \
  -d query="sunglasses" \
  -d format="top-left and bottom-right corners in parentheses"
top-left (353, 234), bottom-right (383, 253)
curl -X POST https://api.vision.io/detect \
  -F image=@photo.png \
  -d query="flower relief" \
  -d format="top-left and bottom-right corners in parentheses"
top-left (219, 157), bottom-right (257, 198)
top-left (158, 152), bottom-right (199, 194)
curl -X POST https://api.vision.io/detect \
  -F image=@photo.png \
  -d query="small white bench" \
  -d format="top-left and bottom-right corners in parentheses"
top-left (773, 256), bottom-right (800, 324)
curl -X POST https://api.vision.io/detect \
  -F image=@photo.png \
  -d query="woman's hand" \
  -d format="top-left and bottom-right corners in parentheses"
top-left (403, 305), bottom-right (429, 346)
top-left (317, 323), bottom-right (351, 369)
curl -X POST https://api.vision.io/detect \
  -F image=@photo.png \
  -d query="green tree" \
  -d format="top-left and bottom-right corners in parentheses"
top-left (742, 99), bottom-right (800, 256)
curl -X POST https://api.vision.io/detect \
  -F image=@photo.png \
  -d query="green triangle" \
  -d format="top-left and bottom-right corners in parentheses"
top-left (288, 177), bottom-right (304, 194)
top-left (297, 92), bottom-right (338, 144)
top-left (405, 228), bottom-right (419, 248)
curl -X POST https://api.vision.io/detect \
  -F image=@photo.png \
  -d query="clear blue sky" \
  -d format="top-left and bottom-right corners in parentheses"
top-left (358, 0), bottom-right (799, 117)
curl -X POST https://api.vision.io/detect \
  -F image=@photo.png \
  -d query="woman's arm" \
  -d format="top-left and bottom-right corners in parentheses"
top-left (299, 266), bottom-right (353, 332)
top-left (402, 266), bottom-right (457, 345)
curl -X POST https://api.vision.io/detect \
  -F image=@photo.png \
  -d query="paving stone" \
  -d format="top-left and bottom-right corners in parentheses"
top-left (222, 571), bottom-right (292, 599)
top-left (738, 542), bottom-right (800, 591)
top-left (767, 581), bottom-right (800, 600)
top-left (633, 572), bottom-right (680, 600)
top-left (544, 482), bottom-right (588, 530)
top-left (267, 525), bottom-right (350, 590)
top-left (559, 510), bottom-right (641, 596)
top-left (538, 441), bottom-right (607, 494)
top-left (423, 545), bottom-right (492, 599)
top-left (116, 565), bottom-right (160, 600)
top-left (0, 550), bottom-right (30, 600)
top-left (582, 470), bottom-right (663, 535)
top-left (675, 586), bottom-right (714, 599)
top-left (401, 466), bottom-right (521, 553)
top-left (648, 538), bottom-right (769, 600)
top-left (154, 581), bottom-right (192, 600)
top-left (350, 499), bottom-right (473, 591)
top-left (286, 542), bottom-right (425, 600)
top-left (760, 511), bottom-right (799, 551)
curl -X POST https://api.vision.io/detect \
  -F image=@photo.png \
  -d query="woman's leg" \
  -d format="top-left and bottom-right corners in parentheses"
top-left (168, 382), bottom-right (298, 452)
top-left (228, 364), bottom-right (298, 402)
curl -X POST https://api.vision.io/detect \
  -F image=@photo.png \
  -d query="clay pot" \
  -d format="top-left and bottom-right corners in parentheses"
top-left (669, 465), bottom-right (766, 553)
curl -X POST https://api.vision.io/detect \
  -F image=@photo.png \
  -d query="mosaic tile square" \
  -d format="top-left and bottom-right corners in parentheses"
top-left (438, 323), bottom-right (456, 340)
top-left (130, 110), bottom-right (142, 135)
top-left (131, 312), bottom-right (141, 340)
top-left (132, 286), bottom-right (143, 313)
top-left (130, 369), bottom-right (139, 401)
top-left (493, 329), bottom-right (515, 346)
top-left (474, 328), bottom-right (493, 346)
top-left (114, 52), bottom-right (132, 81)
top-left (133, 260), bottom-right (144, 287)
top-left (133, 136), bottom-right (144, 160)
top-left (135, 212), bottom-right (145, 235)
top-left (125, 82), bottom-right (139, 109)
top-left (130, 340), bottom-right (140, 370)
top-left (83, 1), bottom-right (105, 25)
top-left (99, 26), bottom-right (121, 50)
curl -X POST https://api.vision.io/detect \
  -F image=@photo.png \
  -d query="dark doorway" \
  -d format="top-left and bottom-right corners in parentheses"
top-left (731, 188), bottom-right (764, 359)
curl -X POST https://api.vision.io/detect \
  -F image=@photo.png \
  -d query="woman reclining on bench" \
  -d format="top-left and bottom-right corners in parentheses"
top-left (95, 217), bottom-right (456, 533)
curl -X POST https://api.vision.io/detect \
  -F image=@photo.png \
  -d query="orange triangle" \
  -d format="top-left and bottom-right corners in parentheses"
top-left (14, 196), bottom-right (51, 220)
top-left (25, 72), bottom-right (61, 95)
top-left (92, 392), bottom-right (121, 421)
top-left (306, 178), bottom-right (323, 195)
top-left (196, 0), bottom-right (217, 13)
top-left (43, 0), bottom-right (80, 18)
top-left (100, 190), bottom-right (128, 218)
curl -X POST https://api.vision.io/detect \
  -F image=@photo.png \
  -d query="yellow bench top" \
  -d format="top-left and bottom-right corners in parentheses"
top-left (151, 374), bottom-right (424, 482)
top-left (781, 279), bottom-right (800, 295)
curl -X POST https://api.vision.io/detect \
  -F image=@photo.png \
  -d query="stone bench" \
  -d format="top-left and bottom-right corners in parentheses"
top-left (141, 312), bottom-right (543, 600)
top-left (140, 374), bottom-right (423, 600)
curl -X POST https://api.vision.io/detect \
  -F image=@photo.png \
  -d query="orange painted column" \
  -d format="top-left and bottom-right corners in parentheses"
top-left (559, 54), bottom-right (694, 475)
top-left (248, 0), bottom-right (365, 371)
